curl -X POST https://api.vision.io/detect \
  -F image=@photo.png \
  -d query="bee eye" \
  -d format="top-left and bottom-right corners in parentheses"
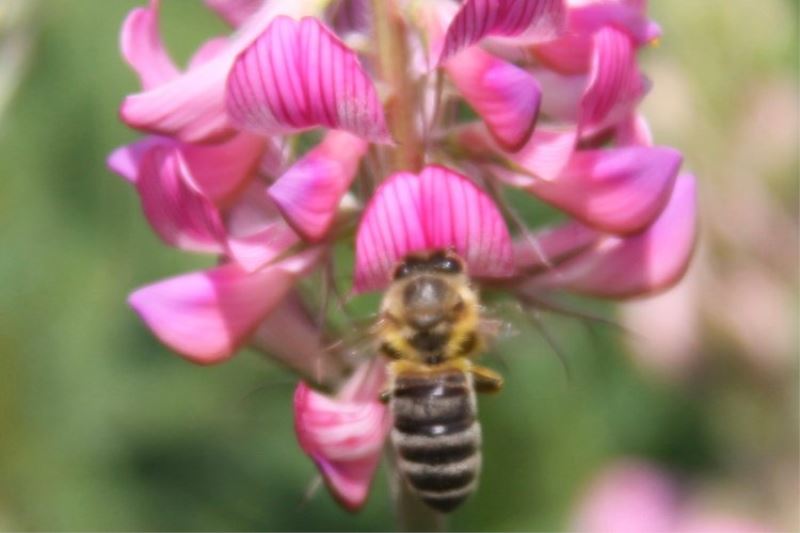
top-left (438, 257), bottom-right (462, 273)
top-left (394, 264), bottom-right (412, 279)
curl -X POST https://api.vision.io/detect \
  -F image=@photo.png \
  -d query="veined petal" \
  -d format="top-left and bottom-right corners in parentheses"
top-left (446, 47), bottom-right (541, 152)
top-left (438, 0), bottom-right (566, 64)
top-left (120, 0), bottom-right (179, 90)
top-left (527, 174), bottom-right (697, 297)
top-left (507, 146), bottom-right (682, 234)
top-left (205, 0), bottom-right (264, 27)
top-left (294, 359), bottom-right (389, 510)
top-left (354, 165), bottom-right (513, 292)
top-left (135, 145), bottom-right (227, 253)
top-left (268, 131), bottom-right (367, 240)
top-left (128, 247), bottom-right (322, 363)
top-left (107, 136), bottom-right (163, 183)
top-left (224, 184), bottom-right (301, 272)
top-left (226, 16), bottom-right (390, 142)
top-left (580, 26), bottom-right (645, 135)
top-left (121, 0), bottom-right (320, 142)
top-left (178, 131), bottom-right (266, 205)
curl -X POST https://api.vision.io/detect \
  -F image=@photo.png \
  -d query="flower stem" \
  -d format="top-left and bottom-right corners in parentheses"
top-left (372, 0), bottom-right (423, 173)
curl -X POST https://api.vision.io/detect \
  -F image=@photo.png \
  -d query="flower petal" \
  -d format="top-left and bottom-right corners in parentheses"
top-left (580, 26), bottom-right (645, 135)
top-left (135, 145), bottom-right (227, 253)
top-left (268, 131), bottom-right (367, 240)
top-left (120, 1), bottom-right (319, 142)
top-left (514, 221), bottom-right (600, 274)
top-left (107, 136), bottom-right (163, 183)
top-left (224, 184), bottom-right (301, 272)
top-left (570, 1), bottom-right (661, 45)
top-left (438, 0), bottom-right (566, 64)
top-left (354, 165), bottom-right (514, 291)
top-left (526, 174), bottom-right (697, 297)
top-left (294, 359), bottom-right (389, 510)
top-left (204, 0), bottom-right (264, 27)
top-left (446, 47), bottom-right (541, 152)
top-left (501, 146), bottom-right (682, 234)
top-left (226, 16), bottom-right (390, 142)
top-left (178, 131), bottom-right (266, 205)
top-left (129, 247), bottom-right (322, 363)
top-left (120, 0), bottom-right (179, 90)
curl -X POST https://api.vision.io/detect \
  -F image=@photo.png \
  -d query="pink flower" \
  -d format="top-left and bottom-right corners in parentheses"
top-left (111, 0), bottom-right (697, 512)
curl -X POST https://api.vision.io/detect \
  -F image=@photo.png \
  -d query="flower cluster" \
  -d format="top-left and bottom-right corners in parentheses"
top-left (109, 0), bottom-right (696, 510)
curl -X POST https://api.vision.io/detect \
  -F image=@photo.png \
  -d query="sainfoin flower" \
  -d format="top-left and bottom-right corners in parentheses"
top-left (110, 0), bottom-right (697, 511)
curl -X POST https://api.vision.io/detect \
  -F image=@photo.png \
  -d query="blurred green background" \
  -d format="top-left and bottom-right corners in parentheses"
top-left (0, 0), bottom-right (797, 531)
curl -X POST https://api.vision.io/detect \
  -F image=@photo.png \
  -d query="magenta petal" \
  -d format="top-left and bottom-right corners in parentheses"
top-left (128, 248), bottom-right (322, 363)
top-left (529, 174), bottom-right (697, 298)
top-left (136, 145), bottom-right (226, 253)
top-left (438, 0), bottom-right (566, 64)
top-left (178, 131), bottom-right (266, 205)
top-left (188, 36), bottom-right (230, 70)
top-left (120, 0), bottom-right (179, 90)
top-left (226, 16), bottom-right (390, 142)
top-left (446, 47), bottom-right (541, 152)
top-left (523, 146), bottom-right (682, 234)
top-left (224, 184), bottom-right (301, 272)
top-left (354, 165), bottom-right (514, 292)
top-left (570, 2), bottom-right (662, 46)
top-left (268, 131), bottom-right (367, 240)
top-left (294, 360), bottom-right (389, 510)
top-left (204, 0), bottom-right (263, 27)
top-left (107, 136), bottom-right (163, 183)
top-left (580, 26), bottom-right (645, 134)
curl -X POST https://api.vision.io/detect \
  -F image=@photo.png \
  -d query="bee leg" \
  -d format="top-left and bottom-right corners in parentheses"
top-left (470, 365), bottom-right (504, 393)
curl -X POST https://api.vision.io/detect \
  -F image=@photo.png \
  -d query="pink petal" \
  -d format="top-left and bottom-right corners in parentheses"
top-left (532, 33), bottom-right (593, 75)
top-left (514, 221), bottom-right (600, 274)
top-left (120, 1), bottom-right (317, 143)
top-left (446, 47), bottom-right (541, 152)
top-left (527, 174), bottom-right (697, 298)
top-left (570, 1), bottom-right (661, 45)
top-left (580, 26), bottom-right (645, 135)
top-left (187, 36), bottom-right (230, 70)
top-left (507, 146), bottom-right (683, 234)
top-left (615, 113), bottom-right (653, 147)
top-left (326, 0), bottom-right (371, 35)
top-left (226, 16), bottom-right (390, 142)
top-left (438, 0), bottom-right (566, 64)
top-left (120, 0), bottom-right (179, 90)
top-left (107, 136), bottom-right (164, 183)
top-left (135, 145), bottom-right (227, 253)
top-left (204, 0), bottom-right (263, 27)
top-left (224, 184), bottom-right (301, 272)
top-left (178, 131), bottom-right (266, 205)
top-left (354, 165), bottom-right (514, 292)
top-left (294, 359), bottom-right (389, 510)
top-left (268, 131), bottom-right (367, 240)
top-left (129, 247), bottom-right (322, 363)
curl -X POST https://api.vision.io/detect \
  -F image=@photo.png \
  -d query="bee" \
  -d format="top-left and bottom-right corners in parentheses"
top-left (377, 250), bottom-right (503, 513)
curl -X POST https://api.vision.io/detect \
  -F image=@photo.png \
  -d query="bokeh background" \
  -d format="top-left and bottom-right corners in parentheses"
top-left (0, 0), bottom-right (797, 531)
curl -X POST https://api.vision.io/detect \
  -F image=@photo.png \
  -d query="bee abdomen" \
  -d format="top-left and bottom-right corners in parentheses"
top-left (391, 372), bottom-right (481, 513)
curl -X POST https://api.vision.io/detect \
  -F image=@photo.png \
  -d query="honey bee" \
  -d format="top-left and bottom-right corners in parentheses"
top-left (377, 250), bottom-right (503, 513)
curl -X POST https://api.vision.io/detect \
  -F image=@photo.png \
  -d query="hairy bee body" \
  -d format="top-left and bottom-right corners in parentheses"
top-left (378, 251), bottom-right (502, 513)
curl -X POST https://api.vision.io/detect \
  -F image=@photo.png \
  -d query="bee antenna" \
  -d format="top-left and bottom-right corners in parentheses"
top-left (524, 307), bottom-right (573, 383)
top-left (518, 293), bottom-right (638, 339)
top-left (298, 475), bottom-right (323, 510)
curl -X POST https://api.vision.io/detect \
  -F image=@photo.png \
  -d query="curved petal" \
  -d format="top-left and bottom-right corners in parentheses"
top-left (446, 47), bottom-right (541, 152)
top-left (120, 0), bottom-right (320, 142)
top-left (107, 136), bottom-right (164, 183)
top-left (128, 247), bottom-right (322, 363)
top-left (226, 16), bottom-right (390, 142)
top-left (570, 1), bottom-right (661, 45)
top-left (136, 145), bottom-right (227, 253)
top-left (204, 0), bottom-right (264, 27)
top-left (120, 0), bottom-right (179, 90)
top-left (178, 131), bottom-right (266, 205)
top-left (224, 184), bottom-right (301, 272)
top-left (187, 36), bottom-right (230, 70)
top-left (268, 131), bottom-right (367, 240)
top-left (502, 146), bottom-right (682, 234)
top-left (580, 26), bottom-right (645, 135)
top-left (438, 0), bottom-right (566, 64)
top-left (526, 174), bottom-right (697, 298)
top-left (294, 359), bottom-right (389, 510)
top-left (354, 165), bottom-right (514, 291)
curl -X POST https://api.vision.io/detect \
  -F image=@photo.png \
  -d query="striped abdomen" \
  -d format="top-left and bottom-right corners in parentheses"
top-left (390, 370), bottom-right (481, 513)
